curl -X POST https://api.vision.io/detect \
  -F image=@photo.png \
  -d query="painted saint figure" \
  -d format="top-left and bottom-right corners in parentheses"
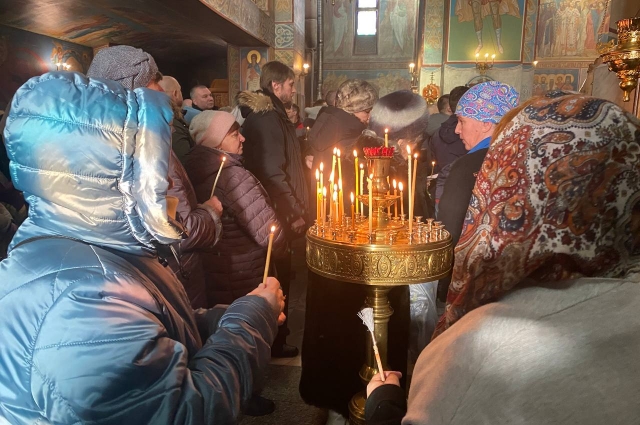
top-left (456, 0), bottom-right (521, 55)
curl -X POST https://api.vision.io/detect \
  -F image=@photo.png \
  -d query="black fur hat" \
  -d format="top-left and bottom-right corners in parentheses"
top-left (368, 90), bottom-right (429, 141)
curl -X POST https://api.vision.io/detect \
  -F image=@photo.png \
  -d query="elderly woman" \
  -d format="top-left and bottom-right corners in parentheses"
top-left (364, 92), bottom-right (640, 425)
top-left (185, 111), bottom-right (286, 307)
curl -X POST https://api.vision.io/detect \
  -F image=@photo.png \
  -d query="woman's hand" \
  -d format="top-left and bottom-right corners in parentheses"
top-left (366, 371), bottom-right (402, 397)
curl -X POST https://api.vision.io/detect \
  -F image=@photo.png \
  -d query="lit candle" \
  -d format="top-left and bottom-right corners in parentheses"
top-left (410, 153), bottom-right (418, 238)
top-left (350, 192), bottom-right (355, 225)
top-left (431, 160), bottom-right (436, 176)
top-left (491, 54), bottom-right (495, 65)
top-left (484, 53), bottom-right (489, 61)
top-left (399, 182), bottom-right (404, 221)
top-left (368, 174), bottom-right (373, 235)
top-left (353, 150), bottom-right (359, 215)
top-left (393, 179), bottom-right (398, 218)
top-left (337, 149), bottom-right (343, 216)
top-left (406, 145), bottom-right (412, 229)
top-left (333, 191), bottom-right (339, 226)
top-left (263, 225), bottom-right (276, 283)
top-left (322, 186), bottom-right (327, 227)
top-left (384, 128), bottom-right (389, 148)
top-left (359, 163), bottom-right (365, 216)
top-left (331, 147), bottom-right (337, 183)
top-left (306, 126), bottom-right (310, 140)
top-left (409, 62), bottom-right (415, 74)
top-left (338, 178), bottom-right (344, 219)
top-left (333, 183), bottom-right (338, 223)
top-left (210, 156), bottom-right (227, 198)
top-left (320, 162), bottom-right (324, 190)
top-left (475, 53), bottom-right (479, 64)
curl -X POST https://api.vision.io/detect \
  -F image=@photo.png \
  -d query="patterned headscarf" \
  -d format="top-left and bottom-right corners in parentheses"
top-left (434, 91), bottom-right (640, 338)
top-left (456, 81), bottom-right (520, 123)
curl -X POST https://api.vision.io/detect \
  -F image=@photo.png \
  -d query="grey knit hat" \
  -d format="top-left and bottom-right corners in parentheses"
top-left (368, 90), bottom-right (429, 141)
top-left (87, 46), bottom-right (158, 90)
top-left (336, 79), bottom-right (378, 114)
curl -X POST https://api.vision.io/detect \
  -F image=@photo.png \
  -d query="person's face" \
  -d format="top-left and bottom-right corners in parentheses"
top-left (557, 76), bottom-right (563, 85)
top-left (273, 78), bottom-right (296, 104)
top-left (250, 55), bottom-right (257, 64)
top-left (219, 126), bottom-right (245, 155)
top-left (193, 87), bottom-right (214, 110)
top-left (455, 115), bottom-right (491, 150)
top-left (353, 107), bottom-right (372, 124)
top-left (286, 106), bottom-right (299, 123)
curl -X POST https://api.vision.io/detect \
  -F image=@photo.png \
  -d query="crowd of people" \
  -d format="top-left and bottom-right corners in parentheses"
top-left (0, 43), bottom-right (638, 425)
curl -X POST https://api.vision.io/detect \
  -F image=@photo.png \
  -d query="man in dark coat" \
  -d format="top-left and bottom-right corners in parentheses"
top-left (437, 81), bottom-right (519, 300)
top-left (159, 75), bottom-right (196, 165)
top-left (239, 61), bottom-right (309, 358)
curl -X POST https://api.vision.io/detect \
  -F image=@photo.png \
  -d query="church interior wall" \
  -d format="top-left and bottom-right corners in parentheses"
top-left (321, 0), bottom-right (617, 104)
top-left (0, 25), bottom-right (94, 111)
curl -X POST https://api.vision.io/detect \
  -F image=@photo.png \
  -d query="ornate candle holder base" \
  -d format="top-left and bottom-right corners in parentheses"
top-left (600, 17), bottom-right (640, 102)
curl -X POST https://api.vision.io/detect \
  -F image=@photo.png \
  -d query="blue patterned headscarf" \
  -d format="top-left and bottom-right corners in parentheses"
top-left (456, 81), bottom-right (519, 124)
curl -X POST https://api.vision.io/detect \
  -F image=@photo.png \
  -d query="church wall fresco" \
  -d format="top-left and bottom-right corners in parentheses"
top-left (240, 47), bottom-right (270, 92)
top-left (322, 69), bottom-right (412, 98)
top-left (0, 25), bottom-right (93, 111)
top-left (446, 0), bottom-right (527, 62)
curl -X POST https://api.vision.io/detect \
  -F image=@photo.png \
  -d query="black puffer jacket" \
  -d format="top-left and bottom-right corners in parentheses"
top-left (239, 91), bottom-right (309, 234)
top-left (185, 147), bottom-right (286, 306)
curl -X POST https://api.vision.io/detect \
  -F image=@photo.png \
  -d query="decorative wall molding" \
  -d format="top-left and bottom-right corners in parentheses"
top-left (199, 0), bottom-right (275, 46)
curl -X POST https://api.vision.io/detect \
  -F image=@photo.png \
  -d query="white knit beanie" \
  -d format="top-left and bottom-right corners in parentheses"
top-left (189, 111), bottom-right (237, 149)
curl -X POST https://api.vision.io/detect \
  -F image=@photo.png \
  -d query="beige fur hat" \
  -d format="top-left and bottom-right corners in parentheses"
top-left (336, 79), bottom-right (378, 114)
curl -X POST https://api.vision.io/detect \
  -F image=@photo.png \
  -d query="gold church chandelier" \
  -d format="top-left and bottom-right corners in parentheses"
top-left (600, 17), bottom-right (640, 102)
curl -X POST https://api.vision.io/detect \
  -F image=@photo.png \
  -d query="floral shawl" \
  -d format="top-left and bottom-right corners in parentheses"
top-left (433, 92), bottom-right (640, 338)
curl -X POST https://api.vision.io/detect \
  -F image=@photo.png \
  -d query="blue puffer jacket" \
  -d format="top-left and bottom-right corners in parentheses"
top-left (0, 72), bottom-right (277, 424)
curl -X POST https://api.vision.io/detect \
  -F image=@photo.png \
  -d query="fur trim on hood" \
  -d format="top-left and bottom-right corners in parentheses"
top-left (236, 91), bottom-right (274, 113)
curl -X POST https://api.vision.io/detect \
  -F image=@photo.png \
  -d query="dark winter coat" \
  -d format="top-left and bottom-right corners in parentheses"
top-left (239, 91), bottom-right (309, 234)
top-left (308, 106), bottom-right (366, 171)
top-left (429, 115), bottom-right (467, 174)
top-left (171, 115), bottom-right (195, 165)
top-left (437, 148), bottom-right (488, 248)
top-left (185, 146), bottom-right (286, 306)
top-left (168, 151), bottom-right (222, 309)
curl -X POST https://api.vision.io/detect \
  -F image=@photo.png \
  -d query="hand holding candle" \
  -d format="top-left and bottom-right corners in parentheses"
top-left (262, 225), bottom-right (276, 284)
top-left (210, 156), bottom-right (227, 198)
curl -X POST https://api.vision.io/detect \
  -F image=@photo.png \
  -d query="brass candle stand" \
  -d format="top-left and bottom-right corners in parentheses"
top-left (600, 17), bottom-right (640, 102)
top-left (306, 155), bottom-right (453, 425)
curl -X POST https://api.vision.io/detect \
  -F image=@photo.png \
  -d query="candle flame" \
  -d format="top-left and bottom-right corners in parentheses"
top-left (270, 225), bottom-right (276, 233)
top-left (333, 191), bottom-right (338, 201)
top-left (385, 128), bottom-right (389, 134)
top-left (393, 179), bottom-right (397, 188)
top-left (360, 163), bottom-right (364, 169)
top-left (333, 147), bottom-right (337, 154)
top-left (432, 160), bottom-right (435, 165)
top-left (316, 169), bottom-right (319, 180)
top-left (350, 192), bottom-right (354, 203)
top-left (320, 162), bottom-right (324, 171)
top-left (334, 183), bottom-right (338, 192)
top-left (399, 182), bottom-right (404, 191)
top-left (414, 153), bottom-right (418, 159)
top-left (329, 171), bottom-right (334, 181)
top-left (406, 145), bottom-right (411, 154)
top-left (338, 179), bottom-right (342, 190)
top-left (336, 148), bottom-right (341, 157)
top-left (484, 53), bottom-right (489, 58)
top-left (369, 173), bottom-right (373, 179)
top-left (475, 53), bottom-right (479, 58)
top-left (222, 156), bottom-right (227, 162)
top-left (353, 149), bottom-right (357, 157)
top-left (491, 54), bottom-right (495, 59)
top-left (322, 186), bottom-right (327, 196)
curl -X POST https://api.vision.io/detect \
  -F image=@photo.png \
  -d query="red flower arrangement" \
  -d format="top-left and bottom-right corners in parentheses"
top-left (363, 146), bottom-right (395, 157)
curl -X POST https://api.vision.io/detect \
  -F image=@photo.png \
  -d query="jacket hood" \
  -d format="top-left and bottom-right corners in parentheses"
top-left (438, 114), bottom-right (461, 145)
top-left (3, 72), bottom-right (181, 254)
top-left (236, 91), bottom-right (274, 114)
